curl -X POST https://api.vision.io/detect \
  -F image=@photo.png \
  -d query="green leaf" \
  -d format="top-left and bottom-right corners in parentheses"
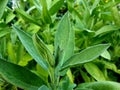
top-left (0, 0), bottom-right (8, 19)
top-left (0, 58), bottom-right (45, 90)
top-left (38, 85), bottom-right (49, 90)
top-left (15, 9), bottom-right (42, 26)
top-left (95, 25), bottom-right (120, 36)
top-left (0, 28), bottom-right (11, 38)
top-left (39, 0), bottom-right (52, 24)
top-left (49, 0), bottom-right (64, 15)
top-left (76, 81), bottom-right (120, 90)
top-left (84, 62), bottom-right (106, 81)
top-left (61, 44), bottom-right (110, 70)
top-left (101, 50), bottom-right (111, 60)
top-left (13, 25), bottom-right (48, 70)
top-left (55, 12), bottom-right (74, 66)
top-left (32, 34), bottom-right (55, 67)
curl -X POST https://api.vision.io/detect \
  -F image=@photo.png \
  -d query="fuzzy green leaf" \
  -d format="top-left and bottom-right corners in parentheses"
top-left (13, 25), bottom-right (48, 70)
top-left (0, 59), bottom-right (45, 90)
top-left (55, 12), bottom-right (74, 66)
top-left (61, 44), bottom-right (110, 70)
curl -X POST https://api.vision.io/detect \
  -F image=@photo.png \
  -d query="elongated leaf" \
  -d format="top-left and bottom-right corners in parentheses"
top-left (0, 0), bottom-right (8, 19)
top-left (95, 25), bottom-right (120, 36)
top-left (76, 81), bottom-right (120, 90)
top-left (39, 0), bottom-right (52, 24)
top-left (61, 44), bottom-right (110, 70)
top-left (13, 25), bottom-right (48, 70)
top-left (32, 34), bottom-right (55, 67)
top-left (55, 12), bottom-right (74, 66)
top-left (15, 9), bottom-right (42, 26)
top-left (0, 59), bottom-right (45, 90)
top-left (49, 0), bottom-right (64, 15)
top-left (84, 62), bottom-right (106, 81)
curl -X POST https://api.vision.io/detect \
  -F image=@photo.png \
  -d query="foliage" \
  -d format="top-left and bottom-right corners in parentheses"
top-left (0, 0), bottom-right (120, 90)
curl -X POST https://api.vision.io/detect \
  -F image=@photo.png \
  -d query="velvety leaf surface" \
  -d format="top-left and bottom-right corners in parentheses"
top-left (55, 12), bottom-right (74, 66)
top-left (61, 44), bottom-right (110, 70)
top-left (0, 59), bottom-right (45, 90)
top-left (13, 25), bottom-right (48, 70)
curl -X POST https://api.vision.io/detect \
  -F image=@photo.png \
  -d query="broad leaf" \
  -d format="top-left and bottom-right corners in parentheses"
top-left (13, 25), bottom-right (48, 70)
top-left (76, 81), bottom-right (120, 90)
top-left (55, 12), bottom-right (74, 66)
top-left (0, 0), bottom-right (8, 19)
top-left (0, 59), bottom-right (45, 90)
top-left (84, 62), bottom-right (106, 81)
top-left (61, 44), bottom-right (110, 70)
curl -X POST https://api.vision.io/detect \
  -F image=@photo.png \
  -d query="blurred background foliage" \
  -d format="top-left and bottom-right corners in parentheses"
top-left (0, 0), bottom-right (120, 89)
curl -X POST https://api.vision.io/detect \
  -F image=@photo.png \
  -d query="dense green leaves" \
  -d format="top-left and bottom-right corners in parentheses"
top-left (62, 44), bottom-right (110, 70)
top-left (0, 58), bottom-right (45, 90)
top-left (13, 25), bottom-right (48, 70)
top-left (55, 12), bottom-right (74, 66)
top-left (0, 0), bottom-right (8, 19)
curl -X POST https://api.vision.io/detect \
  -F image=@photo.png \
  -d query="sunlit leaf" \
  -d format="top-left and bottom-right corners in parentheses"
top-left (84, 62), bottom-right (106, 81)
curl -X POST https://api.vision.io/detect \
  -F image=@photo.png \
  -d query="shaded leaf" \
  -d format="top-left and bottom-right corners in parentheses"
top-left (61, 44), bottom-right (110, 70)
top-left (49, 0), bottom-right (64, 15)
top-left (15, 9), bottom-right (42, 26)
top-left (0, 58), bottom-right (45, 90)
top-left (0, 0), bottom-right (8, 19)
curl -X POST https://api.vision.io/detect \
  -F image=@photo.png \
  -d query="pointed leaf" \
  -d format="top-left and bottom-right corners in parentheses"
top-left (95, 25), bottom-right (120, 36)
top-left (13, 25), bottom-right (48, 70)
top-left (84, 62), bottom-right (106, 81)
top-left (61, 44), bottom-right (110, 70)
top-left (55, 12), bottom-right (74, 66)
top-left (0, 59), bottom-right (45, 90)
top-left (76, 81), bottom-right (120, 90)
top-left (0, 0), bottom-right (8, 19)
